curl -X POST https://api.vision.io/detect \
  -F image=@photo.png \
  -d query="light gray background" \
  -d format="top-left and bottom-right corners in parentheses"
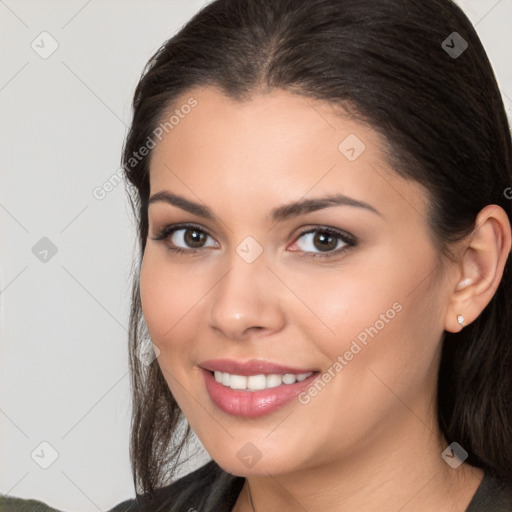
top-left (1, 0), bottom-right (511, 511)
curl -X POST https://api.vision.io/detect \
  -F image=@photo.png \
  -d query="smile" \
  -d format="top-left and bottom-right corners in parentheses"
top-left (213, 371), bottom-right (313, 391)
top-left (199, 359), bottom-right (320, 417)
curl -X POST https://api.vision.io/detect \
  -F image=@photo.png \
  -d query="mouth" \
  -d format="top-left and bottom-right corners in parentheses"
top-left (199, 359), bottom-right (320, 417)
top-left (210, 369), bottom-right (314, 391)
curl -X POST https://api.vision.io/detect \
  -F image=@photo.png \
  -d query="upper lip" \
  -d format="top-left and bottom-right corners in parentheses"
top-left (199, 358), bottom-right (317, 376)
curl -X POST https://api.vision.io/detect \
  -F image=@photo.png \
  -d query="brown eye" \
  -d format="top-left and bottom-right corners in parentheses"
top-left (312, 231), bottom-right (339, 252)
top-left (290, 227), bottom-right (357, 259)
top-left (183, 228), bottom-right (207, 248)
top-left (152, 224), bottom-right (218, 253)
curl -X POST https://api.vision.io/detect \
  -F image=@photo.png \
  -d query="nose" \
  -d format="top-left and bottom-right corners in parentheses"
top-left (207, 251), bottom-right (286, 342)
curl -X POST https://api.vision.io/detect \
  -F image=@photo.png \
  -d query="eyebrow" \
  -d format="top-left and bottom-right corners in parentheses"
top-left (148, 190), bottom-right (382, 222)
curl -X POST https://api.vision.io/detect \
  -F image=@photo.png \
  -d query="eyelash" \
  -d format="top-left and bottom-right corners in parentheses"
top-left (151, 222), bottom-right (357, 259)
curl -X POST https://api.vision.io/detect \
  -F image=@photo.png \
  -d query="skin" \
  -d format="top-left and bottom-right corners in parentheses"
top-left (139, 86), bottom-right (511, 511)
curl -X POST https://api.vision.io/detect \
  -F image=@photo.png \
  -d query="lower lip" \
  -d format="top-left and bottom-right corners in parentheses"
top-left (201, 368), bottom-right (319, 418)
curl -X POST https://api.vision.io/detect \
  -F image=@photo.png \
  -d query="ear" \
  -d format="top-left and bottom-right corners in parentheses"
top-left (444, 204), bottom-right (512, 333)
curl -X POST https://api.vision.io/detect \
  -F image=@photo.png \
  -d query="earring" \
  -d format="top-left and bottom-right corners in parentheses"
top-left (457, 314), bottom-right (464, 326)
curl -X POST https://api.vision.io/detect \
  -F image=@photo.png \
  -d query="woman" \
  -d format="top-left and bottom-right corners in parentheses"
top-left (118, 0), bottom-right (512, 509)
top-left (2, 0), bottom-right (511, 510)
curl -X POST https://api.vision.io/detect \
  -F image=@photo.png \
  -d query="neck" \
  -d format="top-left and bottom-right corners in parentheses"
top-left (234, 407), bottom-right (484, 512)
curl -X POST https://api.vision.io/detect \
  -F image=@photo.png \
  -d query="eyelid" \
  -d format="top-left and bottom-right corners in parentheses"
top-left (151, 222), bottom-right (218, 246)
top-left (289, 225), bottom-right (356, 246)
top-left (288, 225), bottom-right (357, 259)
top-left (151, 222), bottom-right (357, 258)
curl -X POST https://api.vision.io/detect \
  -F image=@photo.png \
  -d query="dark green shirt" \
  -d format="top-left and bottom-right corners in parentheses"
top-left (2, 461), bottom-right (511, 511)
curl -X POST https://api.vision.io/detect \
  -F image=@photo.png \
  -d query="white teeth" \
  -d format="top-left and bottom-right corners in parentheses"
top-left (281, 373), bottom-right (296, 385)
top-left (213, 371), bottom-right (313, 391)
top-left (221, 372), bottom-right (231, 387)
top-left (230, 375), bottom-right (247, 389)
top-left (247, 374), bottom-right (267, 390)
top-left (266, 374), bottom-right (282, 388)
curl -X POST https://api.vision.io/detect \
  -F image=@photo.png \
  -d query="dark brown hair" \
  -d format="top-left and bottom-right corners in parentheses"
top-left (121, 0), bottom-right (512, 500)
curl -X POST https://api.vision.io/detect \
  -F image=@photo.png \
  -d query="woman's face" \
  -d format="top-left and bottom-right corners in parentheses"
top-left (140, 86), bottom-right (455, 476)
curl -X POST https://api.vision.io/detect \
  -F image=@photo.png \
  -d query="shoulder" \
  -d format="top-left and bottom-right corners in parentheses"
top-left (113, 460), bottom-right (244, 512)
top-left (0, 494), bottom-right (139, 512)
top-left (466, 472), bottom-right (512, 512)
top-left (0, 462), bottom-right (242, 512)
top-left (0, 495), bottom-right (63, 512)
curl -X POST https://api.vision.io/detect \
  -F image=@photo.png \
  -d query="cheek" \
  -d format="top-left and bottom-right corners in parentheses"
top-left (282, 254), bottom-right (406, 354)
top-left (287, 261), bottom-right (444, 459)
top-left (294, 245), bottom-right (444, 382)
top-left (139, 250), bottom-right (200, 350)
top-left (139, 251), bottom-right (205, 405)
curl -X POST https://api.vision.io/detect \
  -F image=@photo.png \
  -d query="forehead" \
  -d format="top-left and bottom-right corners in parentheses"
top-left (148, 86), bottom-right (429, 224)
top-left (152, 86), bottom-right (372, 164)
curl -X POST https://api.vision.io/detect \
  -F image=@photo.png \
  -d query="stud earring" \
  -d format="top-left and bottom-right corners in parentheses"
top-left (457, 314), bottom-right (464, 326)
